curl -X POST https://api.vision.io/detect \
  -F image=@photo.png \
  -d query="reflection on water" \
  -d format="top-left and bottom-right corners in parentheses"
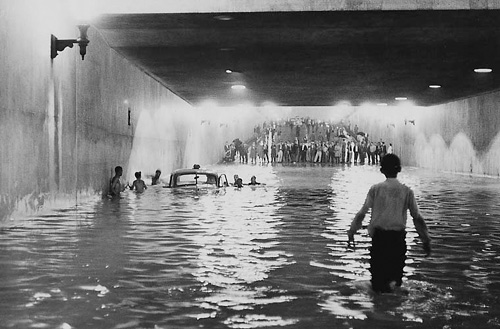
top-left (1, 164), bottom-right (500, 328)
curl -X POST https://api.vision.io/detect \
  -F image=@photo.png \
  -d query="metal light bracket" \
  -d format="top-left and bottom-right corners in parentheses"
top-left (51, 25), bottom-right (90, 60)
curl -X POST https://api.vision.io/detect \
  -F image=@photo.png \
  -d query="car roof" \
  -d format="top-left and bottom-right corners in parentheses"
top-left (170, 168), bottom-right (218, 176)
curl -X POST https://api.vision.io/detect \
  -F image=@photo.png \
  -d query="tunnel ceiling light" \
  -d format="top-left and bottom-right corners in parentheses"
top-left (377, 103), bottom-right (388, 106)
top-left (474, 68), bottom-right (492, 73)
top-left (226, 69), bottom-right (233, 74)
top-left (214, 15), bottom-right (233, 21)
top-left (51, 25), bottom-right (90, 60)
top-left (231, 84), bottom-right (246, 90)
top-left (429, 85), bottom-right (441, 89)
top-left (395, 97), bottom-right (408, 101)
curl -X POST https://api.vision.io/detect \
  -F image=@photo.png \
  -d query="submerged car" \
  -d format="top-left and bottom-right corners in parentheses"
top-left (167, 165), bottom-right (229, 189)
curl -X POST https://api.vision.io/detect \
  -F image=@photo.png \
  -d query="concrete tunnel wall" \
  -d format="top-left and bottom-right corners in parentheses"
top-left (2, 1), bottom-right (500, 222)
top-left (0, 0), bottom-right (257, 222)
top-left (343, 91), bottom-right (500, 176)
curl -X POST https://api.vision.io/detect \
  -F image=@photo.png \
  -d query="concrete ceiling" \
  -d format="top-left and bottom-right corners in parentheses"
top-left (93, 9), bottom-right (500, 107)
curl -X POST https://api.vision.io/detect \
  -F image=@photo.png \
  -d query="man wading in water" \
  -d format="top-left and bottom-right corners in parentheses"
top-left (348, 154), bottom-right (431, 293)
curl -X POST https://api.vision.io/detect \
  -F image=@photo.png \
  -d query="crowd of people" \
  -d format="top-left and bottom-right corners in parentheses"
top-left (224, 117), bottom-right (393, 166)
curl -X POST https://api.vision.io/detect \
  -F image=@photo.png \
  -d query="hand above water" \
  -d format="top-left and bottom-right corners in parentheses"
top-left (423, 241), bottom-right (431, 257)
top-left (347, 230), bottom-right (355, 249)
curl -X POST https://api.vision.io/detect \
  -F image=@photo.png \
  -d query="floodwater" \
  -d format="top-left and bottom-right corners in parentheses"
top-left (1, 163), bottom-right (500, 329)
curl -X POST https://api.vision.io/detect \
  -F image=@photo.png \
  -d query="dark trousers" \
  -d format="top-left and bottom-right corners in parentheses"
top-left (370, 228), bottom-right (407, 293)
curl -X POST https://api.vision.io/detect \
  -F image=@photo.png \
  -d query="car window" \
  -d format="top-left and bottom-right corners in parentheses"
top-left (205, 175), bottom-right (217, 184)
top-left (176, 174), bottom-right (199, 186)
top-left (176, 174), bottom-right (217, 186)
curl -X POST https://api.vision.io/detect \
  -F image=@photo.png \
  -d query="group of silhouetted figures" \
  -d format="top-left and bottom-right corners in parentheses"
top-left (223, 118), bottom-right (393, 166)
top-left (109, 167), bottom-right (162, 197)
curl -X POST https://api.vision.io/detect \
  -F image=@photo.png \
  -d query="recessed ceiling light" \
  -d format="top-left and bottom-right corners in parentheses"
top-left (225, 69), bottom-right (232, 74)
top-left (395, 97), bottom-right (408, 101)
top-left (214, 15), bottom-right (233, 21)
top-left (429, 85), bottom-right (441, 89)
top-left (231, 84), bottom-right (246, 90)
top-left (474, 68), bottom-right (492, 73)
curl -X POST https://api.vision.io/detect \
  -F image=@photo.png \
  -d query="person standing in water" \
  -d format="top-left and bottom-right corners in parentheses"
top-left (248, 175), bottom-right (261, 185)
top-left (130, 171), bottom-right (147, 193)
top-left (347, 154), bottom-right (431, 293)
top-left (151, 169), bottom-right (162, 185)
top-left (110, 166), bottom-right (127, 197)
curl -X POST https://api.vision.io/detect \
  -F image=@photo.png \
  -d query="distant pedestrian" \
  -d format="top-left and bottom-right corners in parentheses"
top-left (387, 143), bottom-right (393, 154)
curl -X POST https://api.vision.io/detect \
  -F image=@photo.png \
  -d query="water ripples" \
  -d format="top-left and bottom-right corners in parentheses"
top-left (1, 164), bottom-right (500, 328)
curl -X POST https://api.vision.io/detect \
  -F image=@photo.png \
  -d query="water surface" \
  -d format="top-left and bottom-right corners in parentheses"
top-left (1, 164), bottom-right (500, 328)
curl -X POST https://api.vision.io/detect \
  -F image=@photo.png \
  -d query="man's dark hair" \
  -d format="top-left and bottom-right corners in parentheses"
top-left (380, 154), bottom-right (401, 175)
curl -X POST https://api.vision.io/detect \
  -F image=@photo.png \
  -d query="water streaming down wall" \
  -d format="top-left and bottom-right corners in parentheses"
top-left (346, 97), bottom-right (500, 177)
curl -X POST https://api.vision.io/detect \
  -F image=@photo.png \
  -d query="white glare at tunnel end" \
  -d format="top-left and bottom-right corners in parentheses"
top-left (261, 101), bottom-right (278, 108)
top-left (196, 100), bottom-right (219, 109)
top-left (69, 0), bottom-right (102, 22)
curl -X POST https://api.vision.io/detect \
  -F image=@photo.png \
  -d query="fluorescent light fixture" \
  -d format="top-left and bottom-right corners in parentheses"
top-left (377, 103), bottom-right (388, 106)
top-left (429, 85), bottom-right (441, 89)
top-left (231, 84), bottom-right (246, 90)
top-left (474, 68), bottom-right (492, 73)
top-left (395, 97), bottom-right (407, 101)
top-left (214, 15), bottom-right (233, 21)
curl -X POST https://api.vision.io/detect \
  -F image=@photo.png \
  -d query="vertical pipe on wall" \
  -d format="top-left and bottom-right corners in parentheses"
top-left (74, 47), bottom-right (79, 212)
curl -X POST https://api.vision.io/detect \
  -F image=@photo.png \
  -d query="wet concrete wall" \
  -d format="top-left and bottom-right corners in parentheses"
top-left (0, 1), bottom-right (248, 222)
top-left (414, 92), bottom-right (500, 176)
top-left (346, 90), bottom-right (500, 177)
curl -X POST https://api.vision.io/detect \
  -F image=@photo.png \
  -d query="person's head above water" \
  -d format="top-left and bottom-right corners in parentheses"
top-left (380, 154), bottom-right (401, 177)
top-left (115, 166), bottom-right (123, 175)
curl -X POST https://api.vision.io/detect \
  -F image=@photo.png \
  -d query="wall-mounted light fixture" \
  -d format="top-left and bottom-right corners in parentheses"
top-left (51, 25), bottom-right (90, 60)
